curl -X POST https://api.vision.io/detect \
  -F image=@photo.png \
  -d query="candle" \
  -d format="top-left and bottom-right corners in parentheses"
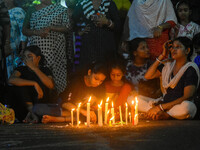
top-left (111, 101), bottom-right (115, 124)
top-left (104, 97), bottom-right (109, 124)
top-left (131, 100), bottom-right (134, 125)
top-left (119, 106), bottom-right (123, 126)
top-left (71, 108), bottom-right (75, 126)
top-left (125, 103), bottom-right (128, 125)
top-left (129, 112), bottom-right (131, 123)
top-left (134, 97), bottom-right (139, 125)
top-left (109, 116), bottom-right (114, 126)
top-left (98, 100), bottom-right (103, 126)
top-left (87, 96), bottom-right (91, 127)
top-left (77, 102), bottom-right (81, 126)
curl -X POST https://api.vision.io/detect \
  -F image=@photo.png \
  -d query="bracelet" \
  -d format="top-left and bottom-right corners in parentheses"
top-left (108, 20), bottom-right (113, 28)
top-left (156, 57), bottom-right (162, 63)
top-left (159, 104), bottom-right (164, 111)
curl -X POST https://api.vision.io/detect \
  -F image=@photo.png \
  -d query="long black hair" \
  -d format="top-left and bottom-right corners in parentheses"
top-left (173, 37), bottom-right (193, 61)
top-left (24, 45), bottom-right (47, 66)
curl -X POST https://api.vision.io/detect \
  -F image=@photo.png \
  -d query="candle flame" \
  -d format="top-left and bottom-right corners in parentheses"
top-left (129, 112), bottom-right (131, 116)
top-left (78, 102), bottom-right (81, 108)
top-left (132, 100), bottom-right (134, 105)
top-left (134, 114), bottom-right (138, 118)
top-left (88, 96), bottom-right (91, 103)
top-left (79, 121), bottom-right (81, 125)
top-left (135, 97), bottom-right (138, 104)
top-left (125, 102), bottom-right (128, 107)
top-left (110, 116), bottom-right (114, 121)
top-left (72, 108), bottom-right (75, 111)
top-left (107, 109), bottom-right (110, 114)
top-left (106, 97), bottom-right (109, 103)
top-left (100, 100), bottom-right (103, 106)
top-left (112, 101), bottom-right (114, 108)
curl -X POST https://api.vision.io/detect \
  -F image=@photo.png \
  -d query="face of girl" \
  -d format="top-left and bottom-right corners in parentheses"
top-left (110, 68), bottom-right (123, 84)
top-left (171, 40), bottom-right (188, 60)
top-left (23, 51), bottom-right (40, 66)
top-left (89, 72), bottom-right (106, 87)
top-left (177, 4), bottom-right (190, 21)
top-left (134, 41), bottom-right (150, 58)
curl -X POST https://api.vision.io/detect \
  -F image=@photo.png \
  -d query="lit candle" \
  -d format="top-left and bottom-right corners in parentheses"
top-left (129, 112), bottom-right (131, 123)
top-left (104, 97), bottom-right (109, 124)
top-left (111, 101), bottom-right (115, 124)
top-left (98, 100), bottom-right (103, 126)
top-left (87, 96), bottom-right (91, 127)
top-left (131, 100), bottom-right (134, 125)
top-left (109, 116), bottom-right (114, 126)
top-left (125, 103), bottom-right (128, 125)
top-left (77, 102), bottom-right (81, 126)
top-left (71, 108), bottom-right (75, 126)
top-left (119, 106), bottom-right (123, 126)
top-left (134, 97), bottom-right (139, 125)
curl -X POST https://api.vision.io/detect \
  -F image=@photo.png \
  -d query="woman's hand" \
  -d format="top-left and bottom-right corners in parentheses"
top-left (162, 40), bottom-right (173, 57)
top-left (153, 26), bottom-right (163, 38)
top-left (38, 28), bottom-right (50, 38)
top-left (147, 106), bottom-right (162, 120)
top-left (95, 14), bottom-right (109, 27)
top-left (24, 57), bottom-right (38, 71)
top-left (34, 82), bottom-right (43, 99)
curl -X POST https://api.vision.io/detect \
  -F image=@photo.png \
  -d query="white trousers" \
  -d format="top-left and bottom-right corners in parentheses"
top-left (127, 95), bottom-right (197, 120)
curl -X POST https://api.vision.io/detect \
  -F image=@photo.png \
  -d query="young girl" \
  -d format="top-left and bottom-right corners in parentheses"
top-left (143, 37), bottom-right (199, 120)
top-left (41, 62), bottom-right (107, 123)
top-left (105, 59), bottom-right (132, 111)
top-left (126, 38), bottom-right (162, 98)
top-left (8, 45), bottom-right (54, 123)
top-left (170, 0), bottom-right (200, 40)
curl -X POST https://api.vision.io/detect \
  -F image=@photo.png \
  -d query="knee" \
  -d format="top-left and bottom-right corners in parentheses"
top-left (179, 101), bottom-right (197, 119)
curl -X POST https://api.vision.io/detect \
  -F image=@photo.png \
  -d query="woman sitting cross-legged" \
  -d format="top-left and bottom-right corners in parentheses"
top-left (7, 45), bottom-right (54, 123)
top-left (133, 37), bottom-right (199, 120)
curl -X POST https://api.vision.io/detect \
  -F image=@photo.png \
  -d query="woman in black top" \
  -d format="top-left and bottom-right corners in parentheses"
top-left (42, 62), bottom-right (107, 123)
top-left (8, 45), bottom-right (54, 122)
top-left (144, 37), bottom-right (199, 120)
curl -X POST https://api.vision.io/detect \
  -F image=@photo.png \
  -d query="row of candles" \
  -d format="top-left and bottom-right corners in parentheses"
top-left (71, 97), bottom-right (139, 127)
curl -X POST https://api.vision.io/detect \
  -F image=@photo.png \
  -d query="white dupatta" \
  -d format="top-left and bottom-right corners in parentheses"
top-left (162, 61), bottom-right (200, 94)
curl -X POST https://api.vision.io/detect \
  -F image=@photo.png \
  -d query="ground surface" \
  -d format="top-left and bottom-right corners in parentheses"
top-left (0, 120), bottom-right (200, 150)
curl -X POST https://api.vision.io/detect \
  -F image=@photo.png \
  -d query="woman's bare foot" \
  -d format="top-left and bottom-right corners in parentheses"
top-left (42, 115), bottom-right (71, 124)
top-left (155, 111), bottom-right (172, 120)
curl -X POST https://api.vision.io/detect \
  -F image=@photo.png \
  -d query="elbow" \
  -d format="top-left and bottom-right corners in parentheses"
top-left (144, 74), bottom-right (150, 80)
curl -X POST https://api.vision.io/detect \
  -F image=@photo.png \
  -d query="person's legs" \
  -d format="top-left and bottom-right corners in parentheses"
top-left (167, 101), bottom-right (197, 120)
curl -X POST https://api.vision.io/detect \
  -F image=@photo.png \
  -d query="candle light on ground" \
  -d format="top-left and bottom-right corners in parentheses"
top-left (134, 97), bottom-right (139, 125)
top-left (131, 100), bottom-right (134, 125)
top-left (71, 108), bottom-right (75, 126)
top-left (87, 96), bottom-right (91, 127)
top-left (111, 101), bottom-right (115, 124)
top-left (77, 102), bottom-right (81, 127)
top-left (104, 97), bottom-right (109, 125)
top-left (125, 103), bottom-right (128, 125)
top-left (98, 100), bottom-right (103, 126)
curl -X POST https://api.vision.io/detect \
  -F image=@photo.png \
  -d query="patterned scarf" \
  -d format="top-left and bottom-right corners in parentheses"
top-left (80, 0), bottom-right (110, 20)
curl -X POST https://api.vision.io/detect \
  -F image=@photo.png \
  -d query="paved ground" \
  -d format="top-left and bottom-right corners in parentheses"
top-left (0, 120), bottom-right (200, 150)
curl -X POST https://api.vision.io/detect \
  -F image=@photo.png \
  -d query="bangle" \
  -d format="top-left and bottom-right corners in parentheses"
top-left (108, 20), bottom-right (113, 28)
top-left (156, 57), bottom-right (162, 63)
top-left (159, 104), bottom-right (164, 111)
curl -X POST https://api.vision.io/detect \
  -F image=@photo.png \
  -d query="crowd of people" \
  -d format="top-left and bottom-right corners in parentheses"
top-left (0, 0), bottom-right (200, 124)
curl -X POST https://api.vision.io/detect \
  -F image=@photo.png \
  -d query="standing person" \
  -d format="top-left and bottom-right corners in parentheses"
top-left (3, 0), bottom-right (27, 78)
top-left (22, 0), bottom-right (72, 93)
top-left (8, 46), bottom-right (54, 123)
top-left (72, 0), bottom-right (121, 69)
top-left (126, 38), bottom-right (161, 98)
top-left (170, 0), bottom-right (200, 40)
top-left (139, 37), bottom-right (199, 120)
top-left (41, 62), bottom-right (107, 123)
top-left (123, 0), bottom-right (177, 60)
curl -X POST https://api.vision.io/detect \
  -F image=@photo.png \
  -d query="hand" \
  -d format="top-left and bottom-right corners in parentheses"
top-left (78, 25), bottom-right (90, 36)
top-left (95, 14), bottom-right (109, 27)
top-left (153, 26), bottom-right (162, 38)
top-left (34, 82), bottom-right (44, 99)
top-left (90, 111), bottom-right (97, 123)
top-left (39, 28), bottom-right (50, 38)
top-left (147, 106), bottom-right (161, 120)
top-left (162, 40), bottom-right (173, 57)
top-left (24, 57), bottom-right (38, 71)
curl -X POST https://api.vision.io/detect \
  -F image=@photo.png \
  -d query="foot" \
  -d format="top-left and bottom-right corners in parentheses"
top-left (154, 111), bottom-right (172, 120)
top-left (23, 112), bottom-right (32, 123)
